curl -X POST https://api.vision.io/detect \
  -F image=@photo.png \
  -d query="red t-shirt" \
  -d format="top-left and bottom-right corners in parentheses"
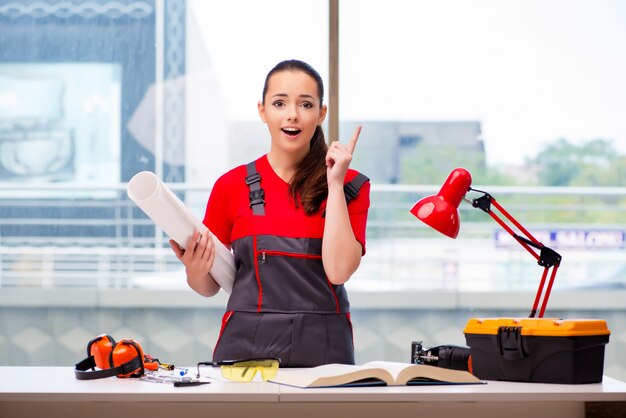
top-left (203, 154), bottom-right (370, 253)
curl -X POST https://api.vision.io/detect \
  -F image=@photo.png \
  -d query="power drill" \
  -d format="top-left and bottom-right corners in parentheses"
top-left (411, 341), bottom-right (473, 373)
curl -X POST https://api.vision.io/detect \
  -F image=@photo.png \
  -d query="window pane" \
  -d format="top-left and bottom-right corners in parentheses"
top-left (340, 0), bottom-right (626, 291)
top-left (0, 0), bottom-right (328, 289)
top-left (186, 0), bottom-right (328, 177)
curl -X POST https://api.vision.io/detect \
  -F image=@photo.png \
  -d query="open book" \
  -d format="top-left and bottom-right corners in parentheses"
top-left (269, 361), bottom-right (482, 388)
top-left (127, 171), bottom-right (235, 293)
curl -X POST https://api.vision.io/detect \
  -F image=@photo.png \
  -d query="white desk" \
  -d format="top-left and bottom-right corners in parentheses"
top-left (1, 367), bottom-right (625, 418)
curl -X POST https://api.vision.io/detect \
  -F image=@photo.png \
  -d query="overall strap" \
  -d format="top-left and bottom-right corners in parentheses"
top-left (246, 161), bottom-right (265, 216)
top-left (322, 172), bottom-right (370, 217)
top-left (246, 161), bottom-right (368, 216)
top-left (343, 172), bottom-right (369, 204)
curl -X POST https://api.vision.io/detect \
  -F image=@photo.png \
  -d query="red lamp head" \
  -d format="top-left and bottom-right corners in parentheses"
top-left (410, 168), bottom-right (472, 238)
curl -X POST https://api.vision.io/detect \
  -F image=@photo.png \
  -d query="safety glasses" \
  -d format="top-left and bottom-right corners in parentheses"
top-left (196, 358), bottom-right (280, 382)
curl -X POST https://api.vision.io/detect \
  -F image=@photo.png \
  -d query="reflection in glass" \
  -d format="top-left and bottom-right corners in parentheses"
top-left (0, 63), bottom-right (120, 183)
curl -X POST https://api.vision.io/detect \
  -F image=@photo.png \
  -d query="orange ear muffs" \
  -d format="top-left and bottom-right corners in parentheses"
top-left (111, 339), bottom-right (160, 373)
top-left (86, 334), bottom-right (116, 369)
top-left (111, 339), bottom-right (144, 378)
top-left (75, 336), bottom-right (155, 380)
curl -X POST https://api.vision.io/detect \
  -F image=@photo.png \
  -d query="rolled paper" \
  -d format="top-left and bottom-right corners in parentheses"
top-left (127, 171), bottom-right (234, 293)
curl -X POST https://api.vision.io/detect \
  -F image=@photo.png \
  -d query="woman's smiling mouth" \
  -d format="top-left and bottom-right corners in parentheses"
top-left (282, 127), bottom-right (302, 137)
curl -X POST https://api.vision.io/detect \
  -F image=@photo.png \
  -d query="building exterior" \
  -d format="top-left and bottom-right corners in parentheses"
top-left (228, 120), bottom-right (485, 185)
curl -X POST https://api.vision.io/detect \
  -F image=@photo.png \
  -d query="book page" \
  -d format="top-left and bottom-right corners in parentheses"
top-left (270, 364), bottom-right (393, 388)
top-left (363, 361), bottom-right (480, 384)
top-left (127, 171), bottom-right (235, 293)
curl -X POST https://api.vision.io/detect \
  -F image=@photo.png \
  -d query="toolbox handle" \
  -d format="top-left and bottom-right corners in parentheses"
top-left (497, 326), bottom-right (526, 359)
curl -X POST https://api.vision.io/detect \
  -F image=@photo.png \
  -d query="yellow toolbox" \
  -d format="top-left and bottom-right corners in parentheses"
top-left (463, 318), bottom-right (610, 384)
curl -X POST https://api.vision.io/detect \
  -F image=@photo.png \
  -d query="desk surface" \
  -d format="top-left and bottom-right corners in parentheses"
top-left (0, 367), bottom-right (278, 402)
top-left (1, 367), bottom-right (626, 418)
top-left (1, 366), bottom-right (626, 402)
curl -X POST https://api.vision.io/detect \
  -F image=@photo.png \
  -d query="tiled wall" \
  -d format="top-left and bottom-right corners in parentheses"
top-left (1, 306), bottom-right (623, 382)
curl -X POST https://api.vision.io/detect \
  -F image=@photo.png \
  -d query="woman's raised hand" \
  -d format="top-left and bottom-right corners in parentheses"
top-left (325, 125), bottom-right (361, 187)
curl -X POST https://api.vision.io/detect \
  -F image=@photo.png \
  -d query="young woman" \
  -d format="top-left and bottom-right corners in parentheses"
top-left (170, 60), bottom-right (370, 367)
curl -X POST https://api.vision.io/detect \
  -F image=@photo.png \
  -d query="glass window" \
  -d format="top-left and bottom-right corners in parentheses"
top-left (1, 0), bottom-right (624, 293)
top-left (340, 0), bottom-right (626, 292)
top-left (0, 63), bottom-right (121, 189)
top-left (0, 0), bottom-right (328, 289)
top-left (185, 0), bottom-right (328, 181)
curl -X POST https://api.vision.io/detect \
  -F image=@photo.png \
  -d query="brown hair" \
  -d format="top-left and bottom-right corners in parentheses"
top-left (262, 60), bottom-right (328, 215)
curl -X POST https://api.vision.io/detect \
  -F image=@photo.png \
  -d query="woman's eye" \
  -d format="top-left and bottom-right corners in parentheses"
top-left (272, 100), bottom-right (285, 107)
top-left (301, 102), bottom-right (313, 109)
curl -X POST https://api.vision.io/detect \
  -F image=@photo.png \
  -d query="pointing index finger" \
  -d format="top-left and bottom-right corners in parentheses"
top-left (346, 125), bottom-right (362, 155)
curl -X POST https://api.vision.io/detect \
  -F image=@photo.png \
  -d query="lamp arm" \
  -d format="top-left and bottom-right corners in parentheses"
top-left (514, 235), bottom-right (561, 268)
top-left (467, 188), bottom-right (562, 318)
top-left (467, 191), bottom-right (542, 261)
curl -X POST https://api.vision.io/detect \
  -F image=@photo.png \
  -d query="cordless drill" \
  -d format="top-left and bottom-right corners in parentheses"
top-left (411, 341), bottom-right (473, 373)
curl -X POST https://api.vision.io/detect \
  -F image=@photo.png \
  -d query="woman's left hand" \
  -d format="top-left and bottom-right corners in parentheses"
top-left (326, 125), bottom-right (361, 187)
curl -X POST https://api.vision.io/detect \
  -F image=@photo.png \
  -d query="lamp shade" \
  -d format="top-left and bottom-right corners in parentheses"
top-left (410, 168), bottom-right (472, 239)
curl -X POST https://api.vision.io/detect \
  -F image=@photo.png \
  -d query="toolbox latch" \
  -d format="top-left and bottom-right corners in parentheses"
top-left (497, 326), bottom-right (527, 359)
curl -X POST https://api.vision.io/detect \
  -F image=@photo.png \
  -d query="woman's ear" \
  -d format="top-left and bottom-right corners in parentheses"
top-left (318, 104), bottom-right (327, 125)
top-left (258, 101), bottom-right (267, 123)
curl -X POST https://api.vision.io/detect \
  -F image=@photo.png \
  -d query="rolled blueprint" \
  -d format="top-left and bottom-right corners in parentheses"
top-left (127, 171), bottom-right (234, 293)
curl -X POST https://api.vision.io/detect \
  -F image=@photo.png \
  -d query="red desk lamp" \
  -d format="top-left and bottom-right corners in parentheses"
top-left (410, 168), bottom-right (562, 318)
